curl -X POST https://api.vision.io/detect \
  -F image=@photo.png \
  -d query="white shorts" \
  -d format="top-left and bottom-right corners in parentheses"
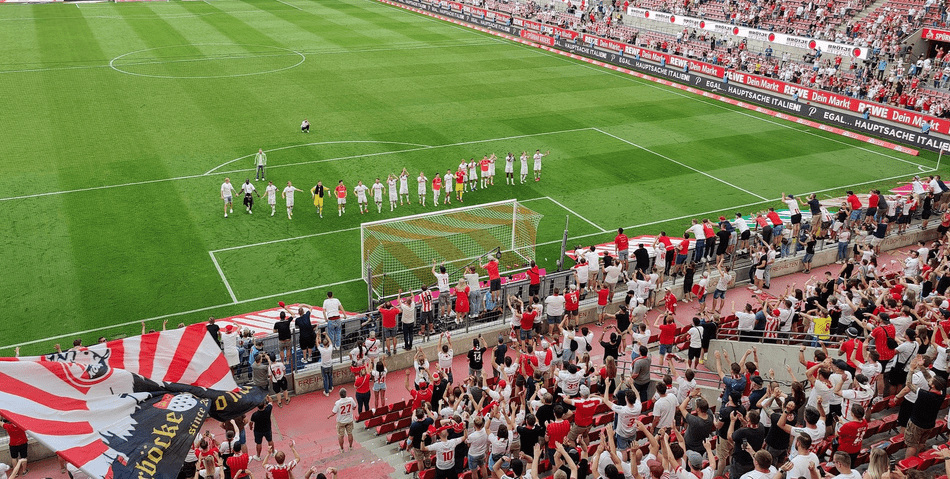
top-left (268, 198), bottom-right (276, 206)
top-left (337, 197), bottom-right (346, 205)
top-left (433, 189), bottom-right (441, 198)
top-left (755, 269), bottom-right (765, 279)
top-left (400, 187), bottom-right (409, 195)
top-left (357, 195), bottom-right (367, 203)
top-left (505, 164), bottom-right (513, 173)
top-left (224, 196), bottom-right (232, 203)
top-left (489, 164), bottom-right (495, 176)
top-left (418, 187), bottom-right (426, 195)
top-left (286, 199), bottom-right (294, 207)
top-left (468, 170), bottom-right (476, 179)
top-left (521, 165), bottom-right (528, 174)
top-left (374, 194), bottom-right (382, 203)
top-left (481, 169), bottom-right (489, 178)
top-left (534, 161), bottom-right (541, 171)
top-left (389, 191), bottom-right (398, 201)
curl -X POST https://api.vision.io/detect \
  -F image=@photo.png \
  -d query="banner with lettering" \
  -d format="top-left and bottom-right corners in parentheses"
top-left (0, 324), bottom-right (265, 479)
top-left (625, 7), bottom-right (867, 59)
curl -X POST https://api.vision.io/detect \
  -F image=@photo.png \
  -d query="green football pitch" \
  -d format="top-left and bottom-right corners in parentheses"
top-left (0, 0), bottom-right (940, 353)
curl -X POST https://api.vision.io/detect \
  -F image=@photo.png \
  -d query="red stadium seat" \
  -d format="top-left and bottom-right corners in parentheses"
top-left (387, 429), bottom-right (409, 444)
top-left (376, 422), bottom-right (396, 435)
top-left (595, 413), bottom-right (615, 426)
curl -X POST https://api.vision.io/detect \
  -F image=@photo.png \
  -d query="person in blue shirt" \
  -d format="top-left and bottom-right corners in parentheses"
top-left (922, 120), bottom-right (932, 135)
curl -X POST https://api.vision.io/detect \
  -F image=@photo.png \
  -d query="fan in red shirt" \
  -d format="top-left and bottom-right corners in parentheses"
top-left (526, 260), bottom-right (541, 297)
top-left (378, 302), bottom-right (400, 357)
top-left (521, 308), bottom-right (538, 344)
top-left (869, 314), bottom-right (897, 362)
top-left (663, 287), bottom-right (677, 314)
top-left (615, 228), bottom-right (630, 269)
top-left (263, 442), bottom-right (300, 479)
top-left (480, 256), bottom-right (502, 305)
top-left (545, 406), bottom-right (571, 457)
top-left (519, 344), bottom-right (539, 378)
top-left (354, 368), bottom-right (372, 414)
top-left (405, 371), bottom-right (433, 409)
top-left (565, 285), bottom-right (580, 328)
top-left (657, 312), bottom-right (677, 357)
top-left (562, 386), bottom-right (602, 445)
top-left (3, 419), bottom-right (27, 471)
top-left (226, 444), bottom-right (251, 479)
top-left (836, 404), bottom-right (869, 458)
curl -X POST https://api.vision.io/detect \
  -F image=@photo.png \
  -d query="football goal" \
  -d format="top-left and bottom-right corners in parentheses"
top-left (360, 199), bottom-right (544, 300)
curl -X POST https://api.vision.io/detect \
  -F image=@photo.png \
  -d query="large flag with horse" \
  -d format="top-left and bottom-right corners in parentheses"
top-left (0, 324), bottom-right (266, 479)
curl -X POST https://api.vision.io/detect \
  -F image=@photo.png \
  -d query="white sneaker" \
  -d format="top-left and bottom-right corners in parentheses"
top-left (271, 212), bottom-right (274, 217)
top-left (224, 213), bottom-right (228, 218)
top-left (229, 209), bottom-right (233, 214)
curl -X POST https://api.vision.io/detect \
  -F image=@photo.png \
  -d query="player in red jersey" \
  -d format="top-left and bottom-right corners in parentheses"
top-left (334, 180), bottom-right (347, 217)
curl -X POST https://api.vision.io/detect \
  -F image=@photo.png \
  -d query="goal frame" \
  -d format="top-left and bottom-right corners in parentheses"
top-left (359, 199), bottom-right (536, 297)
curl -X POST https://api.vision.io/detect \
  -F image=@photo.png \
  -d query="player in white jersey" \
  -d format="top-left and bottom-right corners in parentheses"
top-left (504, 152), bottom-right (515, 185)
top-left (281, 181), bottom-right (303, 220)
top-left (353, 181), bottom-right (369, 214)
top-left (467, 159), bottom-right (477, 192)
top-left (487, 153), bottom-right (496, 185)
top-left (239, 179), bottom-right (260, 214)
top-left (533, 149), bottom-right (549, 182)
top-left (443, 169), bottom-right (454, 205)
top-left (371, 178), bottom-right (384, 214)
top-left (264, 181), bottom-right (278, 216)
top-left (417, 171), bottom-right (428, 206)
top-left (220, 178), bottom-right (237, 218)
top-left (519, 152), bottom-right (529, 184)
top-left (398, 168), bottom-right (410, 205)
top-left (387, 174), bottom-right (398, 212)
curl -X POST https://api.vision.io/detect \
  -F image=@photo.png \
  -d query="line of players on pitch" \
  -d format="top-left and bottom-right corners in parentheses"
top-left (218, 149), bottom-right (550, 219)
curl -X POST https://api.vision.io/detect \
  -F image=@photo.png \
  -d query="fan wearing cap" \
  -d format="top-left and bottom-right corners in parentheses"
top-left (562, 385), bottom-right (602, 446)
top-left (405, 370), bottom-right (433, 410)
top-left (220, 323), bottom-right (242, 372)
top-left (684, 438), bottom-right (717, 479)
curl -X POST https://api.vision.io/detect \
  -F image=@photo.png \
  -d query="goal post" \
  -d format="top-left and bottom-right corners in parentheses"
top-left (360, 199), bottom-right (544, 301)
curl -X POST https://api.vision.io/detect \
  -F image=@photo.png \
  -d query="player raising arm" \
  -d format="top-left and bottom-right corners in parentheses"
top-left (532, 149), bottom-right (549, 182)
top-left (417, 171), bottom-right (428, 207)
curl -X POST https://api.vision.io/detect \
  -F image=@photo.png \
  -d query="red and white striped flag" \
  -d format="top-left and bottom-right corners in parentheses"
top-left (0, 324), bottom-right (265, 479)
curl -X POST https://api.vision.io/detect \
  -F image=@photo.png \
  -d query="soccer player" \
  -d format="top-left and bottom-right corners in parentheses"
top-left (334, 180), bottom-right (347, 216)
top-left (455, 167), bottom-right (466, 203)
top-left (301, 119), bottom-right (310, 133)
top-left (387, 174), bottom-right (398, 212)
top-left (533, 149), bottom-right (549, 182)
top-left (468, 158), bottom-right (477, 191)
top-left (353, 180), bottom-right (369, 214)
top-left (443, 169), bottom-right (453, 205)
top-left (519, 151), bottom-right (529, 184)
top-left (371, 178), bottom-right (384, 213)
top-left (504, 152), bottom-right (515, 185)
top-left (399, 168), bottom-right (410, 205)
top-left (240, 178), bottom-right (260, 215)
top-left (254, 148), bottom-right (267, 181)
top-left (432, 172), bottom-right (441, 207)
top-left (310, 181), bottom-right (325, 218)
top-left (487, 153), bottom-right (496, 185)
top-left (417, 171), bottom-right (428, 206)
top-left (221, 177), bottom-right (237, 218)
top-left (282, 181), bottom-right (302, 220)
top-left (479, 155), bottom-right (490, 189)
top-left (265, 181), bottom-right (278, 216)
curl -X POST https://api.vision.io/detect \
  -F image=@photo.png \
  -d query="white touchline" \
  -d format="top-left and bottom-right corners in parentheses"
top-left (592, 128), bottom-right (769, 201)
top-left (543, 196), bottom-right (607, 232)
top-left (209, 252), bottom-right (239, 304)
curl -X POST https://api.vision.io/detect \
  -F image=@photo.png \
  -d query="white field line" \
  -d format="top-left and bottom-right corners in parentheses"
top-left (209, 251), bottom-right (239, 303)
top-left (211, 226), bottom-right (362, 253)
top-left (592, 128), bottom-right (769, 201)
top-left (274, 0), bottom-right (303, 9)
top-left (543, 196), bottom-right (607, 232)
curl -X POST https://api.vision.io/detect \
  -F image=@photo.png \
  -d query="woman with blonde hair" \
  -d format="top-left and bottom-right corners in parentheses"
top-left (864, 448), bottom-right (900, 479)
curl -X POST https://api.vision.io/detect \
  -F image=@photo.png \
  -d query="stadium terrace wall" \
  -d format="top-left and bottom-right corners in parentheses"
top-left (381, 0), bottom-right (950, 153)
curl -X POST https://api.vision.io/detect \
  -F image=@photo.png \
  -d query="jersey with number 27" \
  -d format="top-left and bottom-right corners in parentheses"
top-left (332, 397), bottom-right (358, 424)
